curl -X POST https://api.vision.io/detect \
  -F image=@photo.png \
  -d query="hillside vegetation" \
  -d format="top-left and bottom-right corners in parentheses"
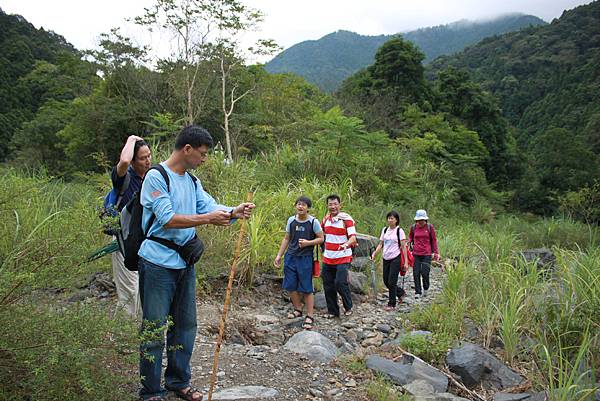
top-left (265, 14), bottom-right (545, 92)
top-left (429, 1), bottom-right (600, 215)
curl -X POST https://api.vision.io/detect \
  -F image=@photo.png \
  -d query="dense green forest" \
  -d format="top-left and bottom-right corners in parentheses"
top-left (429, 0), bottom-right (600, 217)
top-left (265, 14), bottom-right (545, 92)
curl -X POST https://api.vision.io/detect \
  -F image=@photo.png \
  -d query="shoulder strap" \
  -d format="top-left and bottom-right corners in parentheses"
top-left (187, 172), bottom-right (198, 188)
top-left (311, 218), bottom-right (319, 261)
top-left (143, 164), bottom-right (170, 237)
top-left (151, 164), bottom-right (171, 192)
top-left (308, 217), bottom-right (315, 236)
top-left (396, 226), bottom-right (401, 245)
top-left (427, 223), bottom-right (433, 250)
top-left (114, 172), bottom-right (131, 208)
top-left (118, 173), bottom-right (131, 196)
top-left (144, 164), bottom-right (186, 251)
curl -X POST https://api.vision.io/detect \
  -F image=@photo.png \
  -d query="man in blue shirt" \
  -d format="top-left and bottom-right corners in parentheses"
top-left (138, 125), bottom-right (254, 401)
top-left (111, 135), bottom-right (151, 317)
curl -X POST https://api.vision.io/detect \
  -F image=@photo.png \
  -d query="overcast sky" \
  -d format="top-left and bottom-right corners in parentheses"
top-left (0, 0), bottom-right (593, 61)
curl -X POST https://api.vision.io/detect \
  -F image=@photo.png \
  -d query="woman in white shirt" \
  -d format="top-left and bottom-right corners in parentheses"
top-left (370, 211), bottom-right (409, 310)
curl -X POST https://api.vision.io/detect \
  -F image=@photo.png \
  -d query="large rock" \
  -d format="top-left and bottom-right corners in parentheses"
top-left (403, 380), bottom-right (435, 396)
top-left (366, 355), bottom-right (448, 393)
top-left (528, 392), bottom-right (548, 401)
top-left (519, 248), bottom-right (556, 272)
top-left (493, 393), bottom-right (532, 401)
top-left (283, 330), bottom-right (338, 363)
top-left (252, 324), bottom-right (285, 347)
top-left (446, 342), bottom-right (524, 390)
top-left (422, 395), bottom-right (470, 401)
top-left (348, 271), bottom-right (368, 294)
top-left (353, 233), bottom-right (379, 259)
top-left (211, 385), bottom-right (278, 400)
top-left (313, 291), bottom-right (327, 310)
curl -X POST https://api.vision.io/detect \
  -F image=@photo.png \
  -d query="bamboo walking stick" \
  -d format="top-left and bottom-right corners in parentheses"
top-left (207, 193), bottom-right (253, 401)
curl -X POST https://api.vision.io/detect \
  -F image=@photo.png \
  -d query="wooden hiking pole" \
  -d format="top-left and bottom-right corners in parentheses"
top-left (207, 193), bottom-right (253, 401)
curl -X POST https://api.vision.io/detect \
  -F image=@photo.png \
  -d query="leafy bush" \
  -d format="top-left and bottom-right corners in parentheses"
top-left (0, 169), bottom-right (137, 400)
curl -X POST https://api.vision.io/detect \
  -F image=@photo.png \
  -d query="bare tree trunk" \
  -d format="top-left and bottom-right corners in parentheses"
top-left (221, 58), bottom-right (233, 162)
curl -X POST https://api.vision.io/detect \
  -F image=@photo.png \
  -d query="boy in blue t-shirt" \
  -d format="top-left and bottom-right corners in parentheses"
top-left (274, 196), bottom-right (324, 330)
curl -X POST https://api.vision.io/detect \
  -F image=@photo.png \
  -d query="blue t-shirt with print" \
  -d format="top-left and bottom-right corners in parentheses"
top-left (138, 162), bottom-right (232, 269)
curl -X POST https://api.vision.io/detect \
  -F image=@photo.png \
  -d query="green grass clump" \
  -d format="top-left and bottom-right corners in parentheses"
top-left (366, 375), bottom-right (404, 401)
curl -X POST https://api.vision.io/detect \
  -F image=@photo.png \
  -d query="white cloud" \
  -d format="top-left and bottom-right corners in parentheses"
top-left (1, 0), bottom-right (592, 57)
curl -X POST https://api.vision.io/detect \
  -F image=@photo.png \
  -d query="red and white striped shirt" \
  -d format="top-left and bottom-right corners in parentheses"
top-left (321, 212), bottom-right (356, 265)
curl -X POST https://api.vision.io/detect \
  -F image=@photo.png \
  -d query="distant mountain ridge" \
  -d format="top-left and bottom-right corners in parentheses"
top-left (265, 14), bottom-right (546, 92)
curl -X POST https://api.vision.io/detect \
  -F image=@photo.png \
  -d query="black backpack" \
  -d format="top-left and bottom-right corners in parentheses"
top-left (116, 164), bottom-right (197, 271)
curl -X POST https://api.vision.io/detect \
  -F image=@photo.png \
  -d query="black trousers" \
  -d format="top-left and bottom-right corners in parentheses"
top-left (321, 263), bottom-right (353, 316)
top-left (383, 256), bottom-right (404, 306)
top-left (413, 255), bottom-right (432, 295)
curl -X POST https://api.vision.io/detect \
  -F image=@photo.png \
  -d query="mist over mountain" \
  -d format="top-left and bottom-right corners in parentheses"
top-left (265, 14), bottom-right (546, 92)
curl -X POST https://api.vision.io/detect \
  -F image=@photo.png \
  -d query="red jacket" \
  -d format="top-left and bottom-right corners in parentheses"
top-left (409, 223), bottom-right (438, 256)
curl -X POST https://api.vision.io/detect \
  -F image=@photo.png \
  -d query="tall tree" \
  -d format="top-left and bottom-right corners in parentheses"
top-left (434, 67), bottom-right (520, 186)
top-left (134, 0), bottom-right (267, 126)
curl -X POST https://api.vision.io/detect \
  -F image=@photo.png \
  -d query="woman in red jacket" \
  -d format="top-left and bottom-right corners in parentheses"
top-left (408, 210), bottom-right (439, 298)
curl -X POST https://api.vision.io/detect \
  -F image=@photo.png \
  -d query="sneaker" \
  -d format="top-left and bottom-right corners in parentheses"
top-left (384, 305), bottom-right (395, 311)
top-left (414, 293), bottom-right (421, 299)
top-left (423, 289), bottom-right (428, 297)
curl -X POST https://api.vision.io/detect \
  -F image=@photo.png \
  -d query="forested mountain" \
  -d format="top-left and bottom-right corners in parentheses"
top-left (0, 8), bottom-right (98, 161)
top-left (265, 14), bottom-right (545, 92)
top-left (429, 0), bottom-right (600, 214)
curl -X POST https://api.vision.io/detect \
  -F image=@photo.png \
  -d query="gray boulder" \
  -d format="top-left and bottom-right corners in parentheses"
top-left (283, 330), bottom-right (338, 363)
top-left (348, 271), bottom-right (368, 294)
top-left (211, 385), bottom-right (278, 400)
top-left (528, 392), bottom-right (548, 401)
top-left (520, 248), bottom-right (556, 272)
top-left (493, 393), bottom-right (532, 401)
top-left (403, 379), bottom-right (470, 401)
top-left (446, 342), bottom-right (524, 390)
top-left (366, 355), bottom-right (448, 393)
top-left (252, 324), bottom-right (285, 347)
top-left (313, 291), bottom-right (327, 310)
top-left (353, 233), bottom-right (379, 259)
top-left (403, 380), bottom-right (435, 396)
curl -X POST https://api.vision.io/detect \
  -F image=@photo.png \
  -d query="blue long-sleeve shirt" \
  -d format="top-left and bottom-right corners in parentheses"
top-left (138, 162), bottom-right (232, 269)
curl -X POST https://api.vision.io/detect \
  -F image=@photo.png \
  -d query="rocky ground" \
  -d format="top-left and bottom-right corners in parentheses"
top-left (75, 258), bottom-right (567, 401)
top-left (72, 248), bottom-right (598, 400)
top-left (179, 265), bottom-right (448, 401)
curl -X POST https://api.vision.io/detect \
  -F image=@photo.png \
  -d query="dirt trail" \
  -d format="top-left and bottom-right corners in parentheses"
top-left (175, 266), bottom-right (447, 401)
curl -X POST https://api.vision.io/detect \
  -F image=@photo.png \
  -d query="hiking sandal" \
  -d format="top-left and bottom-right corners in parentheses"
top-left (287, 309), bottom-right (302, 319)
top-left (303, 315), bottom-right (315, 330)
top-left (171, 386), bottom-right (203, 401)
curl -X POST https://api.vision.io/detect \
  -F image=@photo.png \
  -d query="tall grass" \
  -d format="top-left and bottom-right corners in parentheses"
top-left (2, 146), bottom-right (599, 400)
top-left (0, 169), bottom-right (137, 400)
top-left (537, 327), bottom-right (598, 401)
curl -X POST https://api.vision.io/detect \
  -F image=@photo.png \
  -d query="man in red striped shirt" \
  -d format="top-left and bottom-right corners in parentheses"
top-left (321, 194), bottom-right (357, 318)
